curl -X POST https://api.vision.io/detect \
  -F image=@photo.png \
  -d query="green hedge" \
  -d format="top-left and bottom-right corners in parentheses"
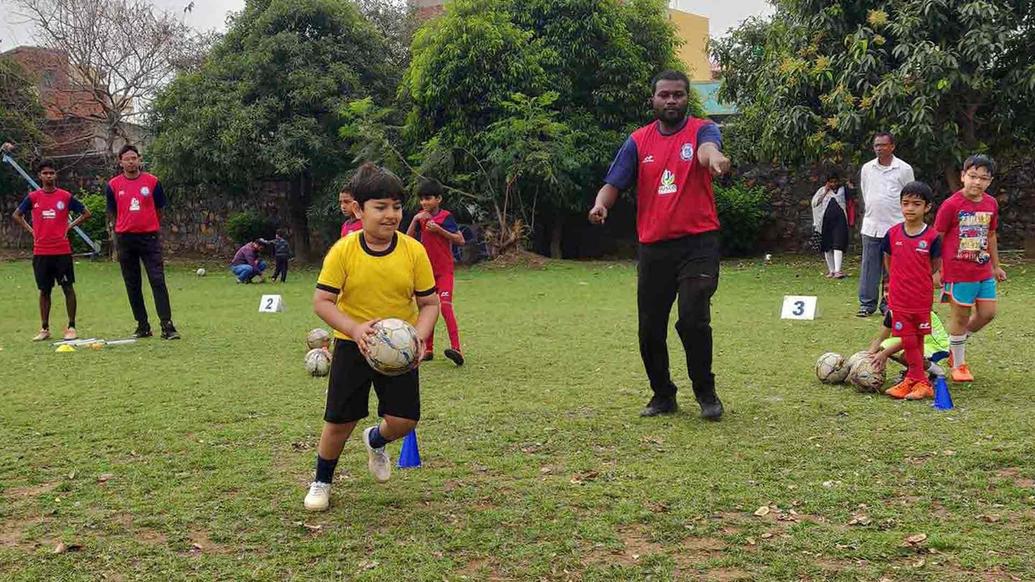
top-left (715, 181), bottom-right (769, 256)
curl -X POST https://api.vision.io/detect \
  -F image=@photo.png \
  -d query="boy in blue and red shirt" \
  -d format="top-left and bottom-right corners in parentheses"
top-left (881, 181), bottom-right (943, 400)
top-left (933, 154), bottom-right (1006, 383)
top-left (12, 160), bottom-right (91, 341)
top-left (406, 179), bottom-right (465, 366)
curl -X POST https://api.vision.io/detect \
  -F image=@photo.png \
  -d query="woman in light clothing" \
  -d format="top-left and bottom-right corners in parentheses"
top-left (812, 172), bottom-right (849, 278)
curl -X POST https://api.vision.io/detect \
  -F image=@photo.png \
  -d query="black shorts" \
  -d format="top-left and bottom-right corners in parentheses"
top-left (324, 339), bottom-right (420, 424)
top-left (33, 254), bottom-right (75, 290)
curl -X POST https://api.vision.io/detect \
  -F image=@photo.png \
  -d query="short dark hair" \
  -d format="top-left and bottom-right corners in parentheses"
top-left (348, 162), bottom-right (405, 207)
top-left (276, 228), bottom-right (287, 238)
top-left (417, 178), bottom-right (443, 198)
top-left (874, 132), bottom-right (895, 144)
top-left (36, 159), bottom-right (56, 172)
top-left (900, 181), bottom-right (933, 204)
top-left (824, 171), bottom-right (841, 182)
top-left (651, 69), bottom-right (690, 94)
top-left (118, 144), bottom-right (139, 159)
top-left (963, 154), bottom-right (996, 177)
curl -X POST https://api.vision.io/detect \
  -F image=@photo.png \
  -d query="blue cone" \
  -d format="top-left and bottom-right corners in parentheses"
top-left (397, 430), bottom-right (421, 469)
top-left (932, 376), bottom-right (954, 410)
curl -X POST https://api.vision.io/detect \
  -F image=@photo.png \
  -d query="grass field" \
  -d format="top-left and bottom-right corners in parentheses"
top-left (1, 254), bottom-right (1034, 581)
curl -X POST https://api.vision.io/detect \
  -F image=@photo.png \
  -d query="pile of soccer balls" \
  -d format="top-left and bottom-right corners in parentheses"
top-left (815, 351), bottom-right (886, 393)
top-left (304, 328), bottom-right (332, 377)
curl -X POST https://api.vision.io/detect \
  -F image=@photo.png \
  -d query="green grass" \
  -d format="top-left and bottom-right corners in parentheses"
top-left (2, 255), bottom-right (1034, 580)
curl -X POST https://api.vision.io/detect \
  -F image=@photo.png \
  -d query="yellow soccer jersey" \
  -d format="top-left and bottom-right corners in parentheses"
top-left (316, 231), bottom-right (436, 340)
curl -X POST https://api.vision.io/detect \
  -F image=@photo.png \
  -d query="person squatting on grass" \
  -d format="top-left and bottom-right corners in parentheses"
top-left (589, 69), bottom-right (731, 421)
top-left (933, 154), bottom-right (1007, 384)
top-left (230, 240), bottom-right (268, 283)
top-left (11, 159), bottom-right (91, 342)
top-left (304, 162), bottom-right (440, 512)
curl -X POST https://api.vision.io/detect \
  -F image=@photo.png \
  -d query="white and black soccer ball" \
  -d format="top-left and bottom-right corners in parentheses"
top-left (848, 357), bottom-right (886, 393)
top-left (196, 268), bottom-right (207, 277)
top-left (304, 347), bottom-right (331, 377)
top-left (816, 352), bottom-right (849, 384)
top-left (305, 328), bottom-right (331, 350)
top-left (845, 350), bottom-right (871, 373)
top-left (364, 318), bottom-right (421, 376)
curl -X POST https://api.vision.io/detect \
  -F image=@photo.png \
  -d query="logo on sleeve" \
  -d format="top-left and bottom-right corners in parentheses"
top-left (658, 170), bottom-right (678, 195)
top-left (680, 143), bottom-right (694, 161)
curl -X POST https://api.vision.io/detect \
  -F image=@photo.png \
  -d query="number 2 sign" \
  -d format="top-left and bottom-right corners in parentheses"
top-left (780, 296), bottom-right (818, 320)
top-left (259, 294), bottom-right (284, 313)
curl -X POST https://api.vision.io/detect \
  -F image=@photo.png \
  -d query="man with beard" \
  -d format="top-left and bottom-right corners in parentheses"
top-left (588, 70), bottom-right (731, 420)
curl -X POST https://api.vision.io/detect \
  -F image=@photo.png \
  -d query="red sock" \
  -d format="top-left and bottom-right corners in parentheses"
top-left (902, 334), bottom-right (926, 381)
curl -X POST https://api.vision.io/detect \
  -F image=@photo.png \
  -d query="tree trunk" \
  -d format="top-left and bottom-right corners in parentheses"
top-left (944, 164), bottom-right (962, 193)
top-left (549, 212), bottom-right (564, 259)
top-left (288, 172), bottom-right (313, 261)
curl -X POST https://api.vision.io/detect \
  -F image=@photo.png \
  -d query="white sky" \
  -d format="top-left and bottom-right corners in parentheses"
top-left (1, 0), bottom-right (773, 52)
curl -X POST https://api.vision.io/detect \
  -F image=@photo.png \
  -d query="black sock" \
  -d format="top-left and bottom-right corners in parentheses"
top-left (68, 320), bottom-right (75, 328)
top-left (315, 455), bottom-right (338, 484)
top-left (368, 425), bottom-right (391, 449)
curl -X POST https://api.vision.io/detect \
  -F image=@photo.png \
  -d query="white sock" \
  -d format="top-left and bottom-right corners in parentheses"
top-left (824, 251), bottom-right (835, 273)
top-left (927, 361), bottom-right (945, 376)
top-left (949, 335), bottom-right (967, 366)
top-left (833, 250), bottom-right (844, 273)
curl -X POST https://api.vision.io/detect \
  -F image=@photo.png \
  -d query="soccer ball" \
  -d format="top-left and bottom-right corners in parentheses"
top-left (304, 347), bottom-right (331, 377)
top-left (848, 357), bottom-right (886, 393)
top-left (196, 268), bottom-right (206, 277)
top-left (364, 318), bottom-right (421, 376)
top-left (816, 352), bottom-right (849, 384)
top-left (845, 350), bottom-right (871, 372)
top-left (306, 328), bottom-right (331, 350)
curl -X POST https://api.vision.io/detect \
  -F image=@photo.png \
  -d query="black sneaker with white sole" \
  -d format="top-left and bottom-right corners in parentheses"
top-left (444, 348), bottom-right (464, 366)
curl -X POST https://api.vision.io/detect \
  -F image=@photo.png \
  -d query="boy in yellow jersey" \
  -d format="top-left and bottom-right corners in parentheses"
top-left (304, 163), bottom-right (440, 512)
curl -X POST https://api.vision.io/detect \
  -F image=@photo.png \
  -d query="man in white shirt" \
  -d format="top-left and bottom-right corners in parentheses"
top-left (857, 132), bottom-right (915, 317)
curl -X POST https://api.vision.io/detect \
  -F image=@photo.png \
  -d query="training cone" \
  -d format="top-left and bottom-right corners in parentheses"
top-left (55, 344), bottom-right (76, 353)
top-left (397, 430), bottom-right (421, 469)
top-left (932, 376), bottom-right (954, 410)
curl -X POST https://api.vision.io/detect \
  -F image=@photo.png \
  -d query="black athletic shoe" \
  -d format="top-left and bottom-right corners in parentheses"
top-left (444, 348), bottom-right (464, 366)
top-left (640, 395), bottom-right (677, 417)
top-left (421, 352), bottom-right (434, 362)
top-left (133, 324), bottom-right (153, 338)
top-left (698, 397), bottom-right (724, 421)
top-left (856, 306), bottom-right (875, 318)
top-left (160, 321), bottom-right (181, 340)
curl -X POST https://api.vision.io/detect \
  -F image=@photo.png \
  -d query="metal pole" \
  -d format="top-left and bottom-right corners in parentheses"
top-left (2, 150), bottom-right (102, 255)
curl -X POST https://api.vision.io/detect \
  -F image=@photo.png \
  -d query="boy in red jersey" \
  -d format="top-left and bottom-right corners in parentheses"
top-left (339, 186), bottom-right (362, 237)
top-left (881, 181), bottom-right (942, 400)
top-left (12, 160), bottom-right (91, 341)
top-left (406, 178), bottom-right (465, 366)
top-left (105, 145), bottom-right (180, 339)
top-left (933, 154), bottom-right (1006, 383)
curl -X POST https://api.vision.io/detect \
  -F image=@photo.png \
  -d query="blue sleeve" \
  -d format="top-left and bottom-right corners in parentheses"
top-left (17, 196), bottom-right (31, 215)
top-left (153, 181), bottom-right (167, 209)
top-left (603, 137), bottom-right (638, 190)
top-left (442, 215), bottom-right (459, 234)
top-left (881, 233), bottom-right (891, 255)
top-left (69, 197), bottom-right (86, 214)
top-left (697, 123), bottom-right (723, 150)
top-left (930, 235), bottom-right (942, 259)
top-left (105, 184), bottom-right (116, 213)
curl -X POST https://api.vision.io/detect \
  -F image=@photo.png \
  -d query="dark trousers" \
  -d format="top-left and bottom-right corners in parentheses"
top-left (117, 232), bottom-right (172, 325)
top-left (637, 232), bottom-right (720, 401)
top-left (272, 256), bottom-right (288, 282)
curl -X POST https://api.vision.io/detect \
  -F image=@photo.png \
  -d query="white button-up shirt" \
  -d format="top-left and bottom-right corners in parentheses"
top-left (859, 156), bottom-right (915, 238)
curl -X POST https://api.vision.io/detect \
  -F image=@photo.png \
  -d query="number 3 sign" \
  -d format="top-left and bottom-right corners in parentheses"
top-left (259, 294), bottom-right (284, 313)
top-left (780, 295), bottom-right (818, 320)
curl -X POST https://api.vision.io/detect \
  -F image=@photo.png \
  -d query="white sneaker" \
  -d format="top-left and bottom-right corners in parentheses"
top-left (304, 481), bottom-right (331, 511)
top-left (363, 426), bottom-right (391, 483)
top-left (31, 329), bottom-right (51, 341)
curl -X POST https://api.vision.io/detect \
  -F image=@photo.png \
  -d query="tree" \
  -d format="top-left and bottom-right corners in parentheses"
top-left (354, 0), bottom-right (419, 71)
top-left (0, 58), bottom-right (46, 196)
top-left (713, 0), bottom-right (1035, 187)
top-left (14, 0), bottom-right (208, 165)
top-left (149, 0), bottom-right (398, 259)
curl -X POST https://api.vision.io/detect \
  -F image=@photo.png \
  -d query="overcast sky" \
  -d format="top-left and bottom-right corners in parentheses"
top-left (1, 0), bottom-right (773, 52)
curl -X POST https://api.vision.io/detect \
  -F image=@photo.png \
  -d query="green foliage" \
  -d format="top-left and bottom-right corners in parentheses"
top-left (713, 0), bottom-right (1035, 175)
top-left (226, 211), bottom-right (277, 245)
top-left (0, 59), bottom-right (46, 197)
top-left (71, 192), bottom-right (108, 254)
top-left (714, 181), bottom-right (769, 256)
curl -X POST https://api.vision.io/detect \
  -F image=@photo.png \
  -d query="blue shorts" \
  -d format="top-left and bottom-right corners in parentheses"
top-left (941, 278), bottom-right (996, 306)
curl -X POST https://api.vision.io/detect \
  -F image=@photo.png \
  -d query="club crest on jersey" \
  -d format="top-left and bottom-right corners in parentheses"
top-left (140, 186), bottom-right (150, 196)
top-left (680, 143), bottom-right (694, 161)
top-left (658, 170), bottom-right (678, 195)
top-left (918, 240), bottom-right (928, 249)
top-left (894, 321), bottom-right (903, 331)
top-left (56, 201), bottom-right (65, 210)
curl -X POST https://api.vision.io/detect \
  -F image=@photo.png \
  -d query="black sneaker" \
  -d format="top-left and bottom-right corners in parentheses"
top-left (444, 348), bottom-right (464, 366)
top-left (698, 397), bottom-right (724, 421)
top-left (640, 395), bottom-right (677, 417)
top-left (160, 321), bottom-right (181, 340)
top-left (856, 306), bottom-right (875, 318)
top-left (133, 323), bottom-right (153, 338)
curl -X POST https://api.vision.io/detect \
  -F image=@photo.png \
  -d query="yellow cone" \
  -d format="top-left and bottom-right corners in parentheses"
top-left (55, 344), bottom-right (76, 353)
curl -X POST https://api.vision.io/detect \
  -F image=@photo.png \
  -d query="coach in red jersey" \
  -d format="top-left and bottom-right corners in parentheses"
top-left (589, 70), bottom-right (731, 420)
top-left (105, 145), bottom-right (180, 340)
top-left (12, 160), bottom-right (91, 341)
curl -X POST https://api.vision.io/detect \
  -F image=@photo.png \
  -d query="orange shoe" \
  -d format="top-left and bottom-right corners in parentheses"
top-left (904, 381), bottom-right (934, 400)
top-left (886, 378), bottom-right (916, 399)
top-left (951, 364), bottom-right (974, 383)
